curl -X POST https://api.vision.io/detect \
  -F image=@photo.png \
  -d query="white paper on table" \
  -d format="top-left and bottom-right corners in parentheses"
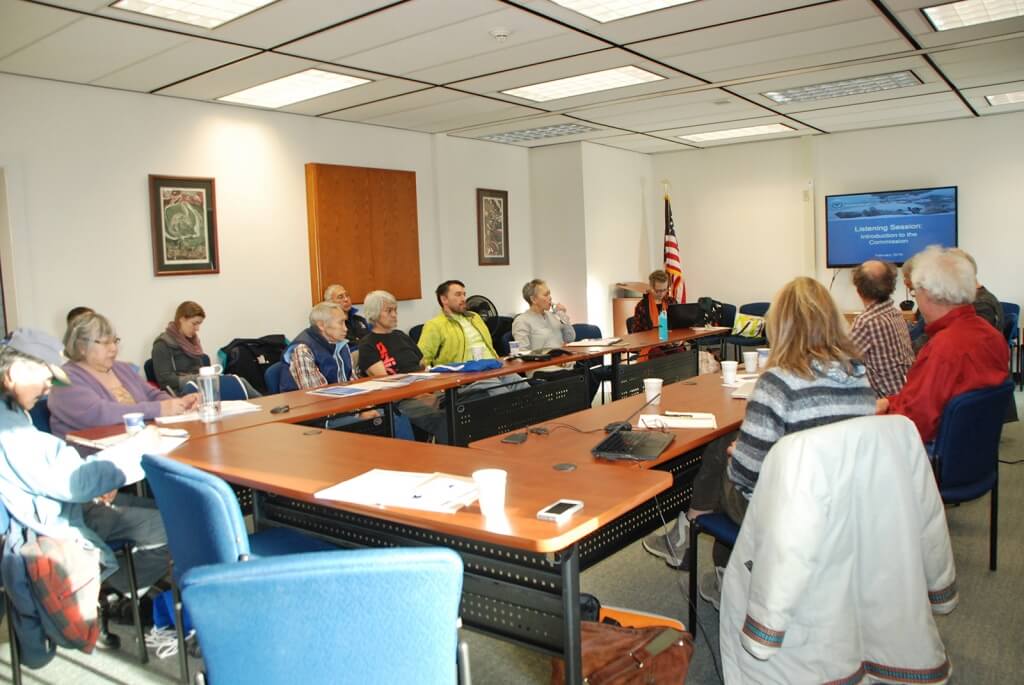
top-left (155, 400), bottom-right (262, 424)
top-left (638, 413), bottom-right (717, 429)
top-left (315, 469), bottom-right (479, 514)
top-left (730, 381), bottom-right (757, 399)
top-left (564, 337), bottom-right (621, 347)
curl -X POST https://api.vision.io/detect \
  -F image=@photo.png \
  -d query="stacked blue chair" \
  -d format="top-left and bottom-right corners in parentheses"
top-left (181, 548), bottom-right (465, 685)
top-left (141, 455), bottom-right (336, 683)
top-left (723, 302), bottom-right (769, 360)
top-left (931, 381), bottom-right (1014, 570)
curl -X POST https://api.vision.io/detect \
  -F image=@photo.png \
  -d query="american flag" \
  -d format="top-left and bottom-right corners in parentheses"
top-left (664, 194), bottom-right (685, 303)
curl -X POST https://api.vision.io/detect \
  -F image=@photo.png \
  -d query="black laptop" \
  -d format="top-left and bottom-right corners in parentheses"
top-left (667, 303), bottom-right (705, 329)
top-left (591, 430), bottom-right (675, 461)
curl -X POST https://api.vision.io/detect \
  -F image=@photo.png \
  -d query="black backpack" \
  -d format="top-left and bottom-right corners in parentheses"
top-left (220, 335), bottom-right (287, 394)
top-left (697, 297), bottom-right (725, 326)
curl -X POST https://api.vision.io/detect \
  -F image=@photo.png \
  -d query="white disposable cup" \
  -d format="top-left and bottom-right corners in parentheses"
top-left (508, 340), bottom-right (521, 357)
top-left (721, 361), bottom-right (739, 384)
top-left (643, 378), bottom-right (663, 403)
top-left (743, 351), bottom-right (758, 373)
top-left (757, 348), bottom-right (770, 370)
top-left (123, 412), bottom-right (145, 435)
top-left (473, 469), bottom-right (508, 518)
top-left (470, 344), bottom-right (485, 361)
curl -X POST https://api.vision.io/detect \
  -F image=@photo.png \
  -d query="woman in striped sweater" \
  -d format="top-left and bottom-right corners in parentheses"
top-left (643, 277), bottom-right (876, 604)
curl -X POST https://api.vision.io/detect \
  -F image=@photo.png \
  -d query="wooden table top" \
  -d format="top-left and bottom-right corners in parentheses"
top-left (614, 326), bottom-right (730, 352)
top-left (468, 371), bottom-right (748, 469)
top-left (169, 422), bottom-right (671, 553)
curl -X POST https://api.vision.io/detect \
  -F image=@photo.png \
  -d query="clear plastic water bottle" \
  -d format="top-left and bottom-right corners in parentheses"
top-left (197, 365), bottom-right (221, 423)
top-left (658, 308), bottom-right (668, 341)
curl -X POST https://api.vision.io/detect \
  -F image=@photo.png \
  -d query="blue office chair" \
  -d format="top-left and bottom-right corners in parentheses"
top-left (501, 330), bottom-right (515, 353)
top-left (409, 324), bottom-right (424, 344)
top-left (144, 359), bottom-right (157, 384)
top-left (686, 512), bottom-right (740, 631)
top-left (723, 302), bottom-right (769, 360)
top-left (28, 398), bottom-right (51, 434)
top-left (931, 381), bottom-right (1014, 571)
top-left (142, 455), bottom-right (336, 683)
top-left (181, 374), bottom-right (249, 400)
top-left (263, 361), bottom-right (286, 395)
top-left (573, 324), bottom-right (612, 402)
top-left (181, 548), bottom-right (465, 685)
top-left (1000, 302), bottom-right (1020, 390)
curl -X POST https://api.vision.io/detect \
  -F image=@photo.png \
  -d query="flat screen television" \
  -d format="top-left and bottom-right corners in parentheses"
top-left (825, 186), bottom-right (957, 268)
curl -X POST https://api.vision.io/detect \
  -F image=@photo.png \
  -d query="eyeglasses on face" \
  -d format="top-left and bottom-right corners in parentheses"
top-left (91, 337), bottom-right (121, 346)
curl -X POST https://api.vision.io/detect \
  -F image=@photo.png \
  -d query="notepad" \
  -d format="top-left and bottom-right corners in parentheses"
top-left (306, 385), bottom-right (371, 398)
top-left (638, 413), bottom-right (717, 429)
top-left (155, 400), bottom-right (262, 424)
top-left (315, 470), bottom-right (479, 514)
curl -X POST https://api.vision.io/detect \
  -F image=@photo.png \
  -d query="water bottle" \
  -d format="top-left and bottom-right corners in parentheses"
top-left (197, 365), bottom-right (221, 423)
top-left (658, 309), bottom-right (668, 341)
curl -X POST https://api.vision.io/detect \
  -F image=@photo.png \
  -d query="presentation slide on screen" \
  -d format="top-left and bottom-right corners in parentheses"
top-left (826, 187), bottom-right (956, 266)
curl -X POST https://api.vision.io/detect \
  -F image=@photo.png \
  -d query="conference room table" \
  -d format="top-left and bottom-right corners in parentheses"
top-left (169, 422), bottom-right (673, 685)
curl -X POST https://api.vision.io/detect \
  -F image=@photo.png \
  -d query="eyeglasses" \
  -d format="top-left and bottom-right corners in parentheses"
top-left (92, 337), bottom-right (121, 346)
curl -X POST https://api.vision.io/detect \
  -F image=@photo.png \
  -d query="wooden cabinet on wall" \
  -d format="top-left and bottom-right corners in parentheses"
top-left (305, 163), bottom-right (422, 304)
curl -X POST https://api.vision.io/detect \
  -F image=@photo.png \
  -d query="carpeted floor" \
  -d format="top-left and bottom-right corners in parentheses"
top-left (2, 392), bottom-right (1022, 684)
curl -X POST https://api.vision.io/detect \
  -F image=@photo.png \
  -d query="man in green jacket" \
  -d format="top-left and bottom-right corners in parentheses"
top-left (418, 280), bottom-right (498, 366)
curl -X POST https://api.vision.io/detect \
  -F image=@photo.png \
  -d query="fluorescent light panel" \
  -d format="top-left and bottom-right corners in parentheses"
top-left (763, 71), bottom-right (921, 104)
top-left (218, 69), bottom-right (370, 108)
top-left (679, 124), bottom-right (795, 143)
top-left (479, 123), bottom-right (599, 144)
top-left (551, 0), bottom-right (697, 23)
top-left (985, 90), bottom-right (1024, 105)
top-left (111, 0), bottom-right (276, 29)
top-left (922, 0), bottom-right (1024, 31)
top-left (502, 66), bottom-right (663, 102)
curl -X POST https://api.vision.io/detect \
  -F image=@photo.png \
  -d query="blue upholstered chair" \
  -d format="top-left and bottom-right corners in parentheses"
top-left (931, 380), bottom-right (1014, 571)
top-left (181, 547), bottom-right (465, 685)
top-left (723, 302), bottom-right (769, 360)
top-left (141, 455), bottom-right (336, 682)
top-left (409, 324), bottom-right (424, 344)
top-left (573, 324), bottom-right (612, 401)
top-left (501, 330), bottom-right (515, 354)
top-left (687, 512), bottom-right (740, 631)
top-left (263, 361), bottom-right (286, 395)
top-left (28, 398), bottom-right (50, 434)
top-left (144, 359), bottom-right (157, 384)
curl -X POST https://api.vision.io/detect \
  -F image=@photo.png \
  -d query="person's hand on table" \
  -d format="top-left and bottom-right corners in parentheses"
top-left (161, 395), bottom-right (199, 416)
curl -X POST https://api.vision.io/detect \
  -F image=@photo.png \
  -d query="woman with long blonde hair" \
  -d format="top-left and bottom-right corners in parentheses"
top-left (643, 277), bottom-right (876, 606)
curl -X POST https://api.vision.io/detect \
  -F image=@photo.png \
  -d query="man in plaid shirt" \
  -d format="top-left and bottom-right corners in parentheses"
top-left (850, 261), bottom-right (915, 398)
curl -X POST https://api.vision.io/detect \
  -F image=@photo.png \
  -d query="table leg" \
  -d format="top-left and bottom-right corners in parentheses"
top-left (561, 544), bottom-right (583, 685)
top-left (382, 402), bottom-right (396, 437)
top-left (444, 387), bottom-right (458, 445)
top-left (610, 351), bottom-right (623, 401)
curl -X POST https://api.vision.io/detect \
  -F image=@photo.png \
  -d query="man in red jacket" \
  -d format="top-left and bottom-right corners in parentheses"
top-left (878, 246), bottom-right (1008, 442)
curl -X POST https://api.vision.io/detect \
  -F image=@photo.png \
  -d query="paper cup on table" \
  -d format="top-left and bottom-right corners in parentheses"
top-left (122, 412), bottom-right (145, 435)
top-left (757, 347), bottom-right (770, 370)
top-left (743, 351), bottom-right (759, 373)
top-left (643, 378), bottom-right (663, 403)
top-left (473, 469), bottom-right (508, 518)
top-left (721, 361), bottom-right (739, 384)
top-left (470, 344), bottom-right (485, 361)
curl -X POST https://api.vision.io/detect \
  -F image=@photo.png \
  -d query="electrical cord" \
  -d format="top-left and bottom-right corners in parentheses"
top-left (145, 626), bottom-right (195, 659)
top-left (999, 458), bottom-right (1024, 464)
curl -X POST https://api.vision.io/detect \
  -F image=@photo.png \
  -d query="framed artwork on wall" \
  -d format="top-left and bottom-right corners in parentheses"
top-left (476, 188), bottom-right (509, 266)
top-left (149, 175), bottom-right (219, 276)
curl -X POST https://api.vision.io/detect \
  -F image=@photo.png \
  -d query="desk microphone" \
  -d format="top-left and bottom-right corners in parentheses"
top-left (604, 392), bottom-right (661, 433)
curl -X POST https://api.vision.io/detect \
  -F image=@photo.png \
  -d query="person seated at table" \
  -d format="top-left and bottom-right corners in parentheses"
top-left (849, 260), bottom-right (914, 397)
top-left (878, 246), bottom-right (1008, 443)
top-left (358, 290), bottom-right (447, 443)
top-left (642, 277), bottom-right (876, 607)
top-left (512, 279), bottom-right (576, 351)
top-left (151, 300), bottom-right (261, 397)
top-left (632, 270), bottom-right (676, 333)
top-left (48, 313), bottom-right (197, 438)
top-left (281, 302), bottom-right (356, 392)
top-left (949, 248), bottom-right (1004, 333)
top-left (0, 331), bottom-right (171, 604)
top-left (325, 283), bottom-right (369, 344)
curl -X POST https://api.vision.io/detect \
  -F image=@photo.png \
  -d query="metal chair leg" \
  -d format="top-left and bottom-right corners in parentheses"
top-left (118, 542), bottom-right (148, 664)
top-left (990, 478), bottom-right (998, 571)
top-left (173, 581), bottom-right (189, 684)
top-left (688, 517), bottom-right (699, 632)
top-left (5, 594), bottom-right (22, 685)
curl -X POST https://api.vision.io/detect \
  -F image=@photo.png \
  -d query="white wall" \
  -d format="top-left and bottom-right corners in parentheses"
top-left (0, 73), bottom-right (532, 364)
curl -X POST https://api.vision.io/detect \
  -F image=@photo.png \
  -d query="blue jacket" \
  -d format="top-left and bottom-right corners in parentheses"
top-left (279, 326), bottom-right (354, 392)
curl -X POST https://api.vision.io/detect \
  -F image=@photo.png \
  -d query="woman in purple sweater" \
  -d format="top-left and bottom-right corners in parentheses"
top-left (48, 313), bottom-right (197, 438)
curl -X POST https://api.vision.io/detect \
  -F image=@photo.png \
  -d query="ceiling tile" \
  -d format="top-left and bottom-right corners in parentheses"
top-left (282, 78), bottom-right (431, 115)
top-left (960, 79), bottom-right (1024, 115)
top-left (590, 133), bottom-right (695, 153)
top-left (885, 0), bottom-right (1024, 47)
top-left (793, 91), bottom-right (971, 130)
top-left (568, 89), bottom-right (766, 131)
top-left (929, 37), bottom-right (1024, 89)
top-left (92, 39), bottom-right (258, 91)
top-left (451, 114), bottom-right (620, 147)
top-left (650, 115), bottom-right (813, 146)
top-left (0, 0), bottom-right (81, 60)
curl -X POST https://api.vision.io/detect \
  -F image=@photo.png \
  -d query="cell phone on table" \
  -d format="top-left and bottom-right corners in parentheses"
top-left (536, 499), bottom-right (584, 523)
top-left (501, 432), bottom-right (528, 444)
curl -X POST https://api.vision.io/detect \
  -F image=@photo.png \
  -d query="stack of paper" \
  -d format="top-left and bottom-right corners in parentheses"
top-left (638, 413), bottom-right (717, 429)
top-left (315, 469), bottom-right (479, 514)
top-left (155, 400), bottom-right (262, 424)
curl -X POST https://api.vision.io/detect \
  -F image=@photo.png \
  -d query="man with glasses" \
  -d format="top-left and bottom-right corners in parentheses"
top-left (632, 270), bottom-right (677, 333)
top-left (324, 283), bottom-right (369, 344)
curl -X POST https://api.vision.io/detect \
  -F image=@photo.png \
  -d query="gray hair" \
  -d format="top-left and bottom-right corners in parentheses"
top-left (0, 347), bottom-right (41, 399)
top-left (63, 312), bottom-right (115, 361)
top-left (363, 290), bottom-right (397, 324)
top-left (947, 248), bottom-right (977, 276)
top-left (309, 301), bottom-right (344, 327)
top-left (911, 245), bottom-right (976, 306)
top-left (323, 284), bottom-right (345, 301)
top-left (522, 279), bottom-right (546, 305)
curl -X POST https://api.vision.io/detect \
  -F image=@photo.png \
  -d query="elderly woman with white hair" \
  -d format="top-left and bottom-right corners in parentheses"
top-left (878, 245), bottom-right (1008, 443)
top-left (357, 290), bottom-right (447, 443)
top-left (48, 312), bottom-right (197, 438)
top-left (511, 279), bottom-right (575, 351)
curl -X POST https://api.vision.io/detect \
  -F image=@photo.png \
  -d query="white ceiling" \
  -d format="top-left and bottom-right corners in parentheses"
top-left (1, 0), bottom-right (1021, 152)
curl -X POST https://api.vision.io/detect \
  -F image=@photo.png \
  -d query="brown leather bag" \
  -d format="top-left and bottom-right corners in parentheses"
top-left (551, 620), bottom-right (694, 685)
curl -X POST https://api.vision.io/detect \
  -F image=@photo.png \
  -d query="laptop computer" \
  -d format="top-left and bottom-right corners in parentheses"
top-left (591, 430), bottom-right (676, 461)
top-left (667, 303), bottom-right (704, 329)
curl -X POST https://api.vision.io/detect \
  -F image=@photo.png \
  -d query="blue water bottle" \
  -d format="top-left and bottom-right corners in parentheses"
top-left (658, 309), bottom-right (668, 341)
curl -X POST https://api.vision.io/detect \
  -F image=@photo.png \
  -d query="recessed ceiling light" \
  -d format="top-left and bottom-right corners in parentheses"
top-left (922, 0), bottom-right (1024, 31)
top-left (502, 66), bottom-right (664, 103)
top-left (218, 69), bottom-right (370, 109)
top-left (985, 90), bottom-right (1024, 105)
top-left (479, 123), bottom-right (600, 144)
top-left (551, 0), bottom-right (697, 23)
top-left (762, 71), bottom-right (921, 104)
top-left (110, 0), bottom-right (276, 29)
top-left (679, 123), bottom-right (796, 143)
